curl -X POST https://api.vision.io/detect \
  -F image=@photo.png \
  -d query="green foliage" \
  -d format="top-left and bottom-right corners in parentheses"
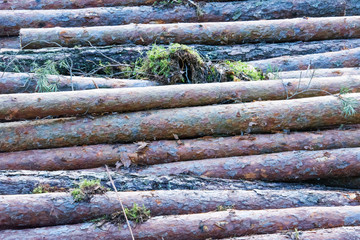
top-left (98, 60), bottom-right (114, 76)
top-left (125, 203), bottom-right (151, 223)
top-left (339, 87), bottom-right (357, 118)
top-left (224, 60), bottom-right (264, 81)
top-left (216, 205), bottom-right (235, 211)
top-left (32, 186), bottom-right (47, 194)
top-left (71, 179), bottom-right (107, 202)
top-left (71, 189), bottom-right (85, 202)
top-left (33, 60), bottom-right (60, 92)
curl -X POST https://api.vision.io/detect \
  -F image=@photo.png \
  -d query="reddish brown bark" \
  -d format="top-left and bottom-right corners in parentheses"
top-left (2, 189), bottom-right (359, 229)
top-left (249, 47), bottom-right (360, 72)
top-left (1, 206), bottom-right (360, 239)
top-left (1, 93), bottom-right (360, 152)
top-left (0, 72), bottom-right (157, 94)
top-left (135, 147), bottom-right (360, 181)
top-left (20, 16), bottom-right (360, 48)
top-left (2, 76), bottom-right (360, 120)
top-left (231, 226), bottom-right (360, 240)
top-left (1, 127), bottom-right (360, 170)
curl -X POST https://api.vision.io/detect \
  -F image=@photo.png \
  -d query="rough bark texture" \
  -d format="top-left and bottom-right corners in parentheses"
top-left (1, 206), bottom-right (360, 239)
top-left (2, 76), bottom-right (360, 120)
top-left (232, 226), bottom-right (360, 240)
top-left (1, 127), bottom-right (360, 170)
top-left (2, 39), bottom-right (360, 74)
top-left (3, 189), bottom-right (360, 229)
top-left (0, 37), bottom-right (19, 49)
top-left (133, 147), bottom-right (360, 181)
top-left (1, 93), bottom-right (360, 152)
top-left (1, 0), bottom-right (356, 37)
top-left (0, 72), bottom-right (157, 94)
top-left (267, 67), bottom-right (360, 80)
top-left (0, 170), bottom-right (335, 195)
top-left (249, 47), bottom-right (360, 72)
top-left (20, 16), bottom-right (360, 48)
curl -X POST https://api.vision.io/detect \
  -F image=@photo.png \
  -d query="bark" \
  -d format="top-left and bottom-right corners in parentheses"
top-left (231, 226), bottom-right (360, 240)
top-left (1, 206), bottom-right (360, 239)
top-left (0, 37), bottom-right (19, 49)
top-left (1, 93), bottom-right (360, 152)
top-left (0, 72), bottom-right (157, 94)
top-left (249, 47), bottom-right (360, 72)
top-left (3, 189), bottom-right (360, 230)
top-left (2, 75), bottom-right (360, 120)
top-left (1, 0), bottom-right (356, 37)
top-left (314, 177), bottom-right (360, 189)
top-left (0, 170), bottom-right (333, 195)
top-left (20, 16), bottom-right (360, 48)
top-left (267, 67), bottom-right (360, 80)
top-left (3, 39), bottom-right (360, 73)
top-left (134, 147), bottom-right (360, 181)
top-left (1, 127), bottom-right (360, 171)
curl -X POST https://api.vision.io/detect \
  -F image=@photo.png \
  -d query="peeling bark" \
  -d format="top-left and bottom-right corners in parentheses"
top-left (20, 16), bottom-right (360, 48)
top-left (2, 76), bottom-right (360, 120)
top-left (249, 47), bottom-right (360, 72)
top-left (0, 72), bottom-right (157, 94)
top-left (1, 189), bottom-right (360, 230)
top-left (231, 226), bottom-right (360, 240)
top-left (1, 93), bottom-right (360, 152)
top-left (0, 170), bottom-right (334, 195)
top-left (267, 67), bottom-right (360, 80)
top-left (1, 206), bottom-right (360, 239)
top-left (1, 127), bottom-right (360, 170)
top-left (134, 147), bottom-right (360, 181)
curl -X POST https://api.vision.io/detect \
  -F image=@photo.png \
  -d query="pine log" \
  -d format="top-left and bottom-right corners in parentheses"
top-left (1, 93), bottom-right (360, 152)
top-left (231, 226), bottom-right (360, 240)
top-left (0, 72), bottom-right (157, 94)
top-left (267, 67), bottom-right (360, 80)
top-left (2, 1), bottom-right (357, 37)
top-left (1, 126), bottom-right (360, 170)
top-left (1, 206), bottom-right (360, 239)
top-left (134, 147), bottom-right (360, 181)
top-left (1, 189), bottom-right (360, 230)
top-left (20, 16), bottom-right (360, 48)
top-left (3, 39), bottom-right (360, 74)
top-left (2, 76), bottom-right (360, 120)
top-left (249, 47), bottom-right (360, 72)
top-left (0, 37), bottom-right (19, 49)
top-left (0, 170), bottom-right (334, 195)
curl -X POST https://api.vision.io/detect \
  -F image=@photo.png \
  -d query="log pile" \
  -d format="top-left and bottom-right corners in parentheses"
top-left (1, 0), bottom-right (360, 239)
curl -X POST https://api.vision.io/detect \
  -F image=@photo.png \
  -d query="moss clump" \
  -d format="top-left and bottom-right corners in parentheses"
top-left (216, 205), bottom-right (235, 211)
top-left (135, 44), bottom-right (219, 84)
top-left (32, 184), bottom-right (67, 194)
top-left (222, 60), bottom-right (265, 81)
top-left (71, 179), bottom-right (107, 202)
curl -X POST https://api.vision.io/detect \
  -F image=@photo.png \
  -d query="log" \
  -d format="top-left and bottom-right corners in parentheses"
top-left (1, 127), bottom-right (360, 170)
top-left (267, 67), bottom-right (360, 80)
top-left (2, 0), bottom-right (357, 37)
top-left (0, 37), bottom-right (19, 49)
top-left (1, 206), bottom-right (360, 239)
top-left (134, 147), bottom-right (360, 181)
top-left (0, 72), bottom-right (157, 94)
top-left (231, 226), bottom-right (360, 240)
top-left (249, 47), bottom-right (360, 72)
top-left (0, 170), bottom-right (334, 195)
top-left (1, 189), bottom-right (360, 230)
top-left (2, 75), bottom-right (360, 120)
top-left (3, 39), bottom-right (360, 74)
top-left (20, 16), bottom-right (360, 48)
top-left (1, 93), bottom-right (360, 152)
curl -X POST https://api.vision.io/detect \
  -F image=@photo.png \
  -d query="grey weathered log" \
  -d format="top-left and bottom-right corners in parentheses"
top-left (20, 16), bottom-right (360, 48)
top-left (0, 170), bottom-right (336, 195)
top-left (249, 47), bottom-right (360, 72)
top-left (0, 72), bottom-right (157, 94)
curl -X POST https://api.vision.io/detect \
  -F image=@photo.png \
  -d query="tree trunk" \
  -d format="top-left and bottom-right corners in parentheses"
top-left (3, 39), bottom-right (360, 74)
top-left (0, 37), bottom-right (19, 49)
top-left (2, 76), bottom-right (360, 120)
top-left (231, 226), bottom-right (360, 240)
top-left (0, 72), bottom-right (157, 94)
top-left (267, 67), bottom-right (360, 80)
top-left (1, 93), bottom-right (360, 152)
top-left (0, 170), bottom-right (334, 195)
top-left (1, 127), bottom-right (359, 170)
top-left (1, 206), bottom-right (360, 239)
top-left (20, 16), bottom-right (360, 48)
top-left (1, 189), bottom-right (360, 230)
top-left (249, 47), bottom-right (360, 72)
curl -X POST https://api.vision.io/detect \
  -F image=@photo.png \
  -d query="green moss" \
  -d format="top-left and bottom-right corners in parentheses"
top-left (71, 189), bottom-right (85, 202)
top-left (223, 60), bottom-right (264, 81)
top-left (216, 205), bottom-right (235, 211)
top-left (32, 186), bottom-right (48, 194)
top-left (71, 179), bottom-right (107, 202)
top-left (125, 203), bottom-right (151, 223)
